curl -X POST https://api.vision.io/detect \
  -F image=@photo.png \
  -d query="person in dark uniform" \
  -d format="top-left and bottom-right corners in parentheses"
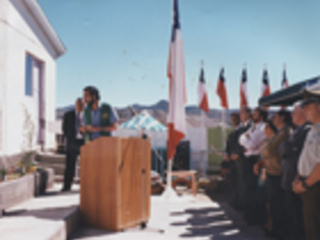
top-left (224, 113), bottom-right (241, 208)
top-left (231, 107), bottom-right (252, 210)
top-left (231, 106), bottom-right (252, 210)
top-left (280, 102), bottom-right (311, 240)
top-left (293, 97), bottom-right (320, 240)
top-left (62, 98), bottom-right (84, 191)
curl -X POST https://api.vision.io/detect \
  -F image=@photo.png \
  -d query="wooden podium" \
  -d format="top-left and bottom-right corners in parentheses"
top-left (80, 137), bottom-right (151, 231)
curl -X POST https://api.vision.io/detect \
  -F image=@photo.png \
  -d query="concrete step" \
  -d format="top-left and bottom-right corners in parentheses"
top-left (36, 153), bottom-right (81, 185)
top-left (36, 153), bottom-right (66, 164)
top-left (55, 175), bottom-right (63, 182)
top-left (55, 175), bottom-right (80, 184)
top-left (0, 184), bottom-right (80, 240)
top-left (39, 163), bottom-right (65, 176)
top-left (39, 162), bottom-right (65, 175)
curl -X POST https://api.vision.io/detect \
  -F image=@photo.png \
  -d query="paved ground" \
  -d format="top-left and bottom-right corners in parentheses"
top-left (72, 191), bottom-right (268, 240)
top-left (0, 184), bottom-right (79, 240)
top-left (0, 184), bottom-right (268, 240)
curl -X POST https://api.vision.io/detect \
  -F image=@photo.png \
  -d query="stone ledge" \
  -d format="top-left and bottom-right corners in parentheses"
top-left (0, 168), bottom-right (55, 214)
top-left (0, 185), bottom-right (80, 240)
top-left (0, 175), bottom-right (34, 213)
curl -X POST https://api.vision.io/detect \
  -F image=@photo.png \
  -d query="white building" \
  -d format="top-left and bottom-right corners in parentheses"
top-left (0, 0), bottom-right (65, 159)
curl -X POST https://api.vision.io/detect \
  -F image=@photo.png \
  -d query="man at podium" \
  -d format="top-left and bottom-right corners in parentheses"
top-left (80, 86), bottom-right (118, 142)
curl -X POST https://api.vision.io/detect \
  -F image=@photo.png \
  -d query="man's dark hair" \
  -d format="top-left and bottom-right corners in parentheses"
top-left (265, 119), bottom-right (277, 134)
top-left (84, 86), bottom-right (100, 100)
top-left (277, 109), bottom-right (292, 126)
top-left (242, 106), bottom-right (252, 114)
top-left (254, 107), bottom-right (268, 122)
top-left (231, 113), bottom-right (240, 126)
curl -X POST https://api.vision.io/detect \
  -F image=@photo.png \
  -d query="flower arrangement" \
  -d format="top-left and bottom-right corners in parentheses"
top-left (0, 168), bottom-right (6, 181)
top-left (0, 106), bottom-right (41, 183)
top-left (20, 105), bottom-right (37, 174)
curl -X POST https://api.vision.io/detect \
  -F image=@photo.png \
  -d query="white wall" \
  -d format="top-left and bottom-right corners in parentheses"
top-left (0, 1), bottom-right (10, 153)
top-left (0, 0), bottom-right (57, 155)
top-left (185, 123), bottom-right (208, 172)
top-left (185, 124), bottom-right (207, 151)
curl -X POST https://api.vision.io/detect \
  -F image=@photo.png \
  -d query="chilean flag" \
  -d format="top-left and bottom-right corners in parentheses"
top-left (197, 68), bottom-right (209, 112)
top-left (240, 68), bottom-right (248, 107)
top-left (216, 68), bottom-right (229, 109)
top-left (281, 68), bottom-right (289, 89)
top-left (167, 0), bottom-right (187, 160)
top-left (261, 69), bottom-right (271, 97)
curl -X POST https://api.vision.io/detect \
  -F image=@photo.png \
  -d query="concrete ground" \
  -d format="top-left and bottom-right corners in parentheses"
top-left (72, 190), bottom-right (268, 240)
top-left (0, 184), bottom-right (79, 240)
top-left (0, 184), bottom-right (268, 240)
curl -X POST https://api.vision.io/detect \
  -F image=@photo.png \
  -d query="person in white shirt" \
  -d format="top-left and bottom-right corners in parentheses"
top-left (239, 108), bottom-right (267, 157)
top-left (239, 107), bottom-right (268, 224)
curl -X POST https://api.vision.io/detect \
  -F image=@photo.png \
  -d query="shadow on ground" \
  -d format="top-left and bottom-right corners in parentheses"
top-left (4, 205), bottom-right (78, 221)
top-left (170, 202), bottom-right (268, 240)
top-left (71, 227), bottom-right (115, 239)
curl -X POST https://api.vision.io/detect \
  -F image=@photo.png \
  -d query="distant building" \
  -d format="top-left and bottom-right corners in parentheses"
top-left (0, 0), bottom-right (66, 160)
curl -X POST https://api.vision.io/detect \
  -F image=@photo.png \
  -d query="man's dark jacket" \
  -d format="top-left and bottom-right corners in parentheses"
top-left (226, 127), bottom-right (240, 157)
top-left (231, 122), bottom-right (252, 157)
top-left (280, 123), bottom-right (311, 191)
top-left (62, 110), bottom-right (78, 146)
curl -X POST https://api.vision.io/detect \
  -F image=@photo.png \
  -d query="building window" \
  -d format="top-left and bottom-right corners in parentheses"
top-left (25, 54), bottom-right (33, 96)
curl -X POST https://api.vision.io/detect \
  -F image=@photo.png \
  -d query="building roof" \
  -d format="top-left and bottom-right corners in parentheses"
top-left (23, 0), bottom-right (66, 58)
top-left (259, 76), bottom-right (320, 107)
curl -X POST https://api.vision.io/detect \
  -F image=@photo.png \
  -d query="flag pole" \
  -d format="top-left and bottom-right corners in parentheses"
top-left (163, 156), bottom-right (180, 199)
top-left (200, 60), bottom-right (207, 179)
top-left (221, 108), bottom-right (226, 151)
top-left (201, 109), bottom-right (207, 179)
top-left (220, 65), bottom-right (226, 151)
top-left (164, 159), bottom-right (175, 197)
top-left (162, 0), bottom-right (186, 200)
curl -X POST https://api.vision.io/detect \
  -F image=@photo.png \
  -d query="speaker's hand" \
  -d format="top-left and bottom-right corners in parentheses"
top-left (80, 126), bottom-right (86, 133)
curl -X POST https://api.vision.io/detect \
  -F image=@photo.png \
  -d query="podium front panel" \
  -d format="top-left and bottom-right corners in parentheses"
top-left (80, 137), bottom-right (151, 231)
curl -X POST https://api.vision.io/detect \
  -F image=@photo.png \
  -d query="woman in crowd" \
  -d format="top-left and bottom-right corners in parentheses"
top-left (254, 120), bottom-right (278, 237)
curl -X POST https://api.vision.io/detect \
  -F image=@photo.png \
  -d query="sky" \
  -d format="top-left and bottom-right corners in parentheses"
top-left (37, 0), bottom-right (320, 109)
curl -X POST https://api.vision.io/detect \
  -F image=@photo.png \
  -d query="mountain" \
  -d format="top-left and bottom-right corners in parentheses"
top-left (56, 100), bottom-right (236, 124)
top-left (131, 100), bottom-right (169, 112)
top-left (129, 100), bottom-right (236, 121)
top-left (56, 105), bottom-right (74, 118)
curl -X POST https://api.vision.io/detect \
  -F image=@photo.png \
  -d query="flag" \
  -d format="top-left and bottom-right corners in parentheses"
top-left (281, 69), bottom-right (289, 89)
top-left (167, 0), bottom-right (187, 160)
top-left (197, 68), bottom-right (209, 112)
top-left (240, 68), bottom-right (248, 107)
top-left (216, 68), bottom-right (229, 109)
top-left (261, 69), bottom-right (270, 97)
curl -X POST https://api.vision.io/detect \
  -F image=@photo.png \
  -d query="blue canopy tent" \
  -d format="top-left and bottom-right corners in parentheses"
top-left (259, 76), bottom-right (320, 107)
top-left (121, 110), bottom-right (167, 178)
top-left (121, 110), bottom-right (167, 132)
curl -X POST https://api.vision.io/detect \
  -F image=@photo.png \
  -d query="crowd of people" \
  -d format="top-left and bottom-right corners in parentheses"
top-left (221, 98), bottom-right (320, 240)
